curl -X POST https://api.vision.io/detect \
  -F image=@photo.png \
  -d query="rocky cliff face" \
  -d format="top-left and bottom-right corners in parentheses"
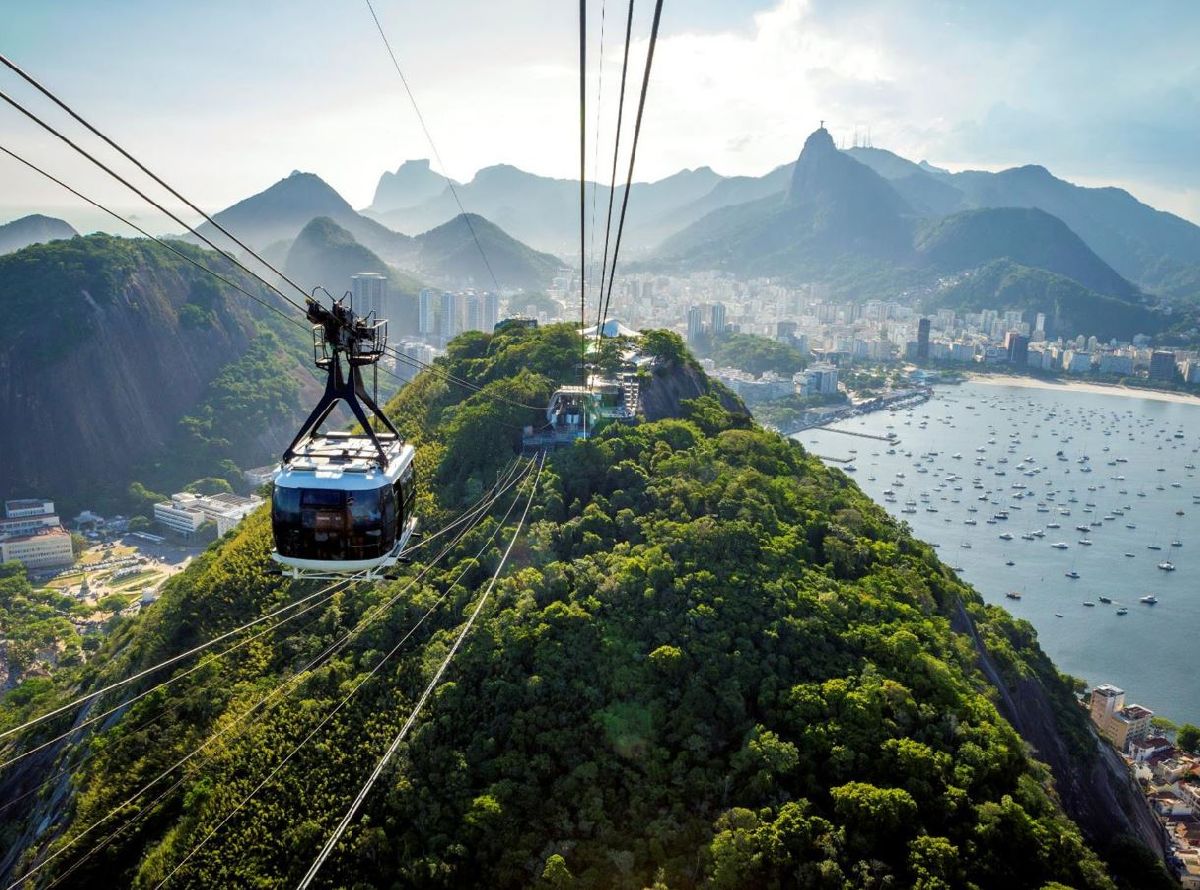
top-left (950, 600), bottom-right (1166, 861)
top-left (639, 357), bottom-right (749, 422)
top-left (0, 236), bottom-right (300, 509)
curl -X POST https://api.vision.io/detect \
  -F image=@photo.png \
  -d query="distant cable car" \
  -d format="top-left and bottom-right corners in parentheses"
top-left (271, 297), bottom-right (416, 579)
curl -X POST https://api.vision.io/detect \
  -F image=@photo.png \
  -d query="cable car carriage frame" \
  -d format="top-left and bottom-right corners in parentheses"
top-left (271, 297), bottom-right (417, 581)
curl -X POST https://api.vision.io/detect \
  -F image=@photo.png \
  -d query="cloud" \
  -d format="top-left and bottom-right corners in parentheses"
top-left (634, 0), bottom-right (1200, 220)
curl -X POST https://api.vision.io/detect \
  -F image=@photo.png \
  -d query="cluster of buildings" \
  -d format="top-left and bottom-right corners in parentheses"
top-left (152, 491), bottom-right (263, 538)
top-left (904, 308), bottom-right (1200, 382)
top-left (0, 499), bottom-right (74, 571)
top-left (571, 270), bottom-right (1198, 390)
top-left (700, 360), bottom-right (840, 407)
top-left (1090, 685), bottom-right (1200, 886)
top-left (416, 287), bottom-right (501, 345)
top-left (1090, 683), bottom-right (1155, 751)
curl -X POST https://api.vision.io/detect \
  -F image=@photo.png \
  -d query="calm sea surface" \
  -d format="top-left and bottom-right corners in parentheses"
top-left (795, 380), bottom-right (1200, 726)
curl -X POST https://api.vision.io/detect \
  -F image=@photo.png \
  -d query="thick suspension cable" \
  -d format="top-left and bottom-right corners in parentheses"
top-left (363, 0), bottom-right (500, 293)
top-left (598, 0), bottom-right (665, 345)
top-left (593, 0), bottom-right (636, 348)
top-left (588, 0), bottom-right (608, 299)
top-left (297, 453), bottom-right (544, 889)
top-left (579, 0), bottom-right (588, 388)
top-left (153, 467), bottom-right (533, 886)
top-left (0, 51), bottom-right (318, 309)
top-left (401, 454), bottom-right (524, 553)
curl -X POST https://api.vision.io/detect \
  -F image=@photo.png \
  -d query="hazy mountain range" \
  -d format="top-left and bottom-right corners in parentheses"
top-left (364, 138), bottom-right (1200, 313)
top-left (8, 124), bottom-right (1200, 339)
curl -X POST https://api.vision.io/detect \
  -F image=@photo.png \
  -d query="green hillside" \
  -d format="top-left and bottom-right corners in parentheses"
top-left (916, 208), bottom-right (1140, 299)
top-left (0, 235), bottom-right (316, 515)
top-left (928, 259), bottom-right (1163, 341)
top-left (0, 326), bottom-right (1168, 888)
top-left (284, 216), bottom-right (424, 300)
top-left (414, 212), bottom-right (562, 289)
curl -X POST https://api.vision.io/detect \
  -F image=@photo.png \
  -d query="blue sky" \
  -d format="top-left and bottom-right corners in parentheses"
top-left (2, 0), bottom-right (1198, 228)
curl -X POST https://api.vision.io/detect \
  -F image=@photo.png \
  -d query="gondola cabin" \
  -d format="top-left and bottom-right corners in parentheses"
top-left (272, 432), bottom-right (416, 578)
top-left (270, 294), bottom-right (416, 579)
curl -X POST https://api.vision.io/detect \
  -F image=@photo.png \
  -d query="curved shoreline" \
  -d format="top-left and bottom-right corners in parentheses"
top-left (966, 372), bottom-right (1200, 406)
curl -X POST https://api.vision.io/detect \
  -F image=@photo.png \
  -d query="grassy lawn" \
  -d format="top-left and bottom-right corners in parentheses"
top-left (109, 570), bottom-right (164, 592)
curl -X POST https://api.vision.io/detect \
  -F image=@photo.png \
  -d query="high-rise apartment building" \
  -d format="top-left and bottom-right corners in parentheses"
top-left (350, 273), bottom-right (388, 321)
top-left (916, 317), bottom-right (931, 360)
top-left (464, 293), bottom-right (482, 332)
top-left (418, 289), bottom-right (437, 337)
top-left (710, 302), bottom-right (727, 336)
top-left (686, 305), bottom-right (705, 344)
top-left (440, 291), bottom-right (461, 340)
top-left (482, 291), bottom-right (500, 333)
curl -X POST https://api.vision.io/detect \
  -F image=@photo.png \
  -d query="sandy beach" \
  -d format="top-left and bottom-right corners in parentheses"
top-left (968, 372), bottom-right (1200, 406)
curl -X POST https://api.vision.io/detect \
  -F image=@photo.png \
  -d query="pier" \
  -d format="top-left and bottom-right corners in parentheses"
top-left (773, 385), bottom-right (932, 440)
top-left (810, 427), bottom-right (898, 443)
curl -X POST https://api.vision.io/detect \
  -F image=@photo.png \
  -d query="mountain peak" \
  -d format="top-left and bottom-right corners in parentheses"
top-left (396, 159), bottom-right (432, 172)
top-left (802, 126), bottom-right (837, 155)
top-left (787, 126), bottom-right (911, 228)
top-left (1003, 164), bottom-right (1054, 180)
top-left (0, 213), bottom-right (79, 256)
top-left (370, 159), bottom-right (450, 214)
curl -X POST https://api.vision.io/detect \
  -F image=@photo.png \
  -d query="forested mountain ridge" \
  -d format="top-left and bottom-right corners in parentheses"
top-left (0, 326), bottom-right (1170, 888)
top-left (0, 234), bottom-right (318, 515)
top-left (915, 207), bottom-right (1142, 300)
top-left (283, 216), bottom-right (425, 301)
top-left (413, 212), bottom-right (563, 289)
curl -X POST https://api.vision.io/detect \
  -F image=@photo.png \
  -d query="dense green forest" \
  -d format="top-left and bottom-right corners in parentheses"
top-left (124, 328), bottom-right (307, 507)
top-left (701, 332), bottom-right (809, 376)
top-left (0, 325), bottom-right (1169, 888)
top-left (0, 564), bottom-right (87, 679)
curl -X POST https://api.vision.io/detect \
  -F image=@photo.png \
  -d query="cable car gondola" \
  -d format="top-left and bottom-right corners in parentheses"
top-left (271, 297), bottom-right (416, 580)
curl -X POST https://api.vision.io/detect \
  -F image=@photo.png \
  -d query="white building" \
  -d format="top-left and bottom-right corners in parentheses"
top-left (0, 499), bottom-right (67, 558)
top-left (949, 342), bottom-right (976, 363)
top-left (154, 492), bottom-right (264, 538)
top-left (1097, 353), bottom-right (1134, 376)
top-left (1062, 350), bottom-right (1092, 374)
top-left (0, 527), bottom-right (74, 570)
top-left (4, 498), bottom-right (55, 519)
top-left (0, 511), bottom-right (60, 539)
top-left (482, 291), bottom-right (500, 333)
top-left (440, 291), bottom-right (461, 340)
